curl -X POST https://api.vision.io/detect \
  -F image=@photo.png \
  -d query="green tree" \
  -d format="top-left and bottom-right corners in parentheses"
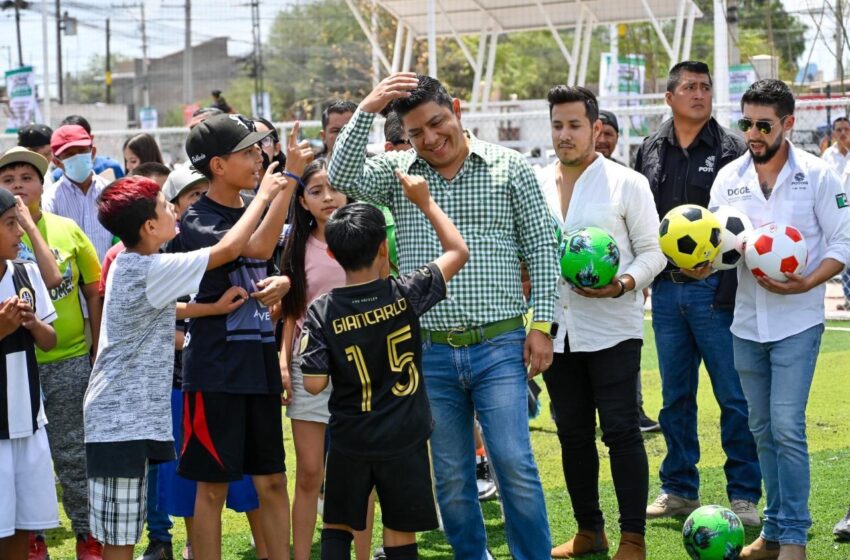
top-left (264, 0), bottom-right (399, 119)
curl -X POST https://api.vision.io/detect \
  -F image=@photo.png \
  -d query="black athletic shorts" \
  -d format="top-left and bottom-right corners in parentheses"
top-left (323, 442), bottom-right (439, 533)
top-left (177, 392), bottom-right (285, 482)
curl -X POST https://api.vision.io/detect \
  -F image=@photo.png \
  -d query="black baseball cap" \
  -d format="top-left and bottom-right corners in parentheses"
top-left (18, 124), bottom-right (53, 148)
top-left (185, 114), bottom-right (271, 170)
top-left (598, 110), bottom-right (619, 133)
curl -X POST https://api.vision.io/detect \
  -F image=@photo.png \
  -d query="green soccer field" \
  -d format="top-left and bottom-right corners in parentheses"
top-left (46, 321), bottom-right (850, 559)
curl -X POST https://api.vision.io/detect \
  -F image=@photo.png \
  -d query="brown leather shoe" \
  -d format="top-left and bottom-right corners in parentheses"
top-left (612, 532), bottom-right (646, 560)
top-left (551, 529), bottom-right (609, 558)
top-left (740, 537), bottom-right (780, 560)
top-left (777, 544), bottom-right (806, 560)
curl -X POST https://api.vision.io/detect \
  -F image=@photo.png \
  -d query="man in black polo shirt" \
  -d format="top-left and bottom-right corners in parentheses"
top-left (634, 60), bottom-right (761, 526)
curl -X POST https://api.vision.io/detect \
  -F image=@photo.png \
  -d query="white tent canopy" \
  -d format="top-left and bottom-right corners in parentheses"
top-left (346, 0), bottom-right (704, 111)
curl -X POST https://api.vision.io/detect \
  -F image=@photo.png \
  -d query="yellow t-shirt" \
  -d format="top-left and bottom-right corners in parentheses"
top-left (19, 212), bottom-right (101, 363)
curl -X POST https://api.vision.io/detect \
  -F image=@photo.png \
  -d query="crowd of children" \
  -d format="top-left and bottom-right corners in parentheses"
top-left (0, 83), bottom-right (475, 560)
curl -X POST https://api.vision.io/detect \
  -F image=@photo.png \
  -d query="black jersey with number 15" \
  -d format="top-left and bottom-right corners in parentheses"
top-left (299, 263), bottom-right (446, 460)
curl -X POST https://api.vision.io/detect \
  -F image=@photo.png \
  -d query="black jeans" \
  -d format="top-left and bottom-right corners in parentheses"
top-left (543, 337), bottom-right (648, 535)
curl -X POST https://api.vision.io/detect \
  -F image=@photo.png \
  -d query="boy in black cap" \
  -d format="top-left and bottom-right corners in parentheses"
top-left (170, 113), bottom-right (313, 560)
top-left (17, 124), bottom-right (54, 162)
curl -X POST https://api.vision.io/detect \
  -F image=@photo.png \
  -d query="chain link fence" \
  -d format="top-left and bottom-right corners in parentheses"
top-left (1, 96), bottom-right (849, 316)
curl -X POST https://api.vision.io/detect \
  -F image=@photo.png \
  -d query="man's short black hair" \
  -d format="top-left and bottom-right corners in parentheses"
top-left (740, 79), bottom-right (795, 117)
top-left (666, 61), bottom-right (713, 93)
top-left (833, 117), bottom-right (850, 129)
top-left (60, 114), bottom-right (92, 134)
top-left (322, 100), bottom-right (358, 129)
top-left (383, 112), bottom-right (407, 145)
top-left (547, 85), bottom-right (599, 123)
top-left (131, 162), bottom-right (171, 178)
top-left (385, 75), bottom-right (453, 118)
top-left (325, 203), bottom-right (387, 271)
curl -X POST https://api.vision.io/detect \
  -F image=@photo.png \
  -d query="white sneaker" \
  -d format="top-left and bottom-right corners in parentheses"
top-left (646, 492), bottom-right (700, 518)
top-left (731, 499), bottom-right (761, 527)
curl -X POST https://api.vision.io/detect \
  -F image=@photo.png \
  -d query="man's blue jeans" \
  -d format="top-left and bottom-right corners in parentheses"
top-left (422, 327), bottom-right (551, 560)
top-left (733, 324), bottom-right (823, 546)
top-left (651, 276), bottom-right (761, 502)
top-left (146, 463), bottom-right (173, 542)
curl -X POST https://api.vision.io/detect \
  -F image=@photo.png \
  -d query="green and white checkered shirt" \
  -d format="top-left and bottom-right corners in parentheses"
top-left (328, 108), bottom-right (558, 331)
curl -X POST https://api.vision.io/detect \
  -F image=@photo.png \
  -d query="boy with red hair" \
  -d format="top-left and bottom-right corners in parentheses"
top-left (83, 170), bottom-right (287, 560)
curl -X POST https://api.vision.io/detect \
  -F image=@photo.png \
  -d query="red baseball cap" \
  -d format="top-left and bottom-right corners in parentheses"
top-left (51, 125), bottom-right (93, 157)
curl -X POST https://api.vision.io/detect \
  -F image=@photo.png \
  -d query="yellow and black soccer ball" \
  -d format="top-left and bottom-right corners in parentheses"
top-left (659, 204), bottom-right (722, 270)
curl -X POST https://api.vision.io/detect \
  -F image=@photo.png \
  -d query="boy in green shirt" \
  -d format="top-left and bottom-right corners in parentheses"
top-left (0, 146), bottom-right (104, 559)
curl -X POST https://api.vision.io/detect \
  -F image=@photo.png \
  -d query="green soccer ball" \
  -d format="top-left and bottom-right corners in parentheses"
top-left (682, 505), bottom-right (745, 560)
top-left (559, 227), bottom-right (620, 289)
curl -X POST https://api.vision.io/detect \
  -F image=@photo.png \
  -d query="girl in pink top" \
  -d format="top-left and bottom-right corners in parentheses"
top-left (279, 159), bottom-right (374, 559)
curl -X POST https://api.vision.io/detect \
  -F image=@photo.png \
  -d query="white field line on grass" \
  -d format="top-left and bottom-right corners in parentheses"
top-left (641, 315), bottom-right (850, 333)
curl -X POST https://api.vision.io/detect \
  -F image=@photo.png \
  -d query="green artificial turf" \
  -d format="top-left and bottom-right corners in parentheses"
top-left (44, 325), bottom-right (850, 559)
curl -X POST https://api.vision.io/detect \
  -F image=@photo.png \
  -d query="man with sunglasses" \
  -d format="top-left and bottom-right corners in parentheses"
top-left (710, 79), bottom-right (850, 560)
top-left (633, 61), bottom-right (762, 527)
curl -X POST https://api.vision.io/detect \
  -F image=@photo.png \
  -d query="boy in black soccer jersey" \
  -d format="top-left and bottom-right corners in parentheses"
top-left (300, 171), bottom-right (468, 560)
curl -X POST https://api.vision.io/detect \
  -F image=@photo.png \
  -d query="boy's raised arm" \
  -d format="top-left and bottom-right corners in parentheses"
top-left (395, 170), bottom-right (469, 281)
top-left (207, 160), bottom-right (287, 270)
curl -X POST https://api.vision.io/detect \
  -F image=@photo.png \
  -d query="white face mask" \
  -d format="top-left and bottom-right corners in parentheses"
top-left (62, 152), bottom-right (94, 183)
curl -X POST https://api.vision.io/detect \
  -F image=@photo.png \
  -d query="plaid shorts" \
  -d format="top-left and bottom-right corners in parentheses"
top-left (88, 474), bottom-right (147, 545)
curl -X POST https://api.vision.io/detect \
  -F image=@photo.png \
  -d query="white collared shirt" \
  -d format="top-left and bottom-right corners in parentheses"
top-left (538, 156), bottom-right (666, 353)
top-left (42, 173), bottom-right (112, 262)
top-left (823, 143), bottom-right (850, 176)
top-left (709, 142), bottom-right (850, 343)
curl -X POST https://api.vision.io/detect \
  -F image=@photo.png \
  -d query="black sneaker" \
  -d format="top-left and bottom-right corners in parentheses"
top-left (136, 539), bottom-right (174, 560)
top-left (639, 408), bottom-right (660, 433)
top-left (476, 456), bottom-right (498, 502)
top-left (372, 547), bottom-right (386, 560)
top-left (834, 507), bottom-right (850, 541)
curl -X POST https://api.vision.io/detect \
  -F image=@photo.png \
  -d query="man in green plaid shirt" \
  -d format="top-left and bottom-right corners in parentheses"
top-left (328, 73), bottom-right (558, 560)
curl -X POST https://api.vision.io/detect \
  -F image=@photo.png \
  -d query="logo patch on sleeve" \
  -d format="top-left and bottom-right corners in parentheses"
top-left (17, 287), bottom-right (34, 312)
top-left (837, 193), bottom-right (849, 209)
top-left (299, 331), bottom-right (310, 354)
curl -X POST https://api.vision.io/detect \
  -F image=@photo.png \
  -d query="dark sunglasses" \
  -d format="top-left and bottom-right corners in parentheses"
top-left (737, 115), bottom-right (787, 135)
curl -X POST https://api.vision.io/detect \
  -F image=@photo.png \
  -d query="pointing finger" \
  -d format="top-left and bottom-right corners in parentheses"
top-left (288, 121), bottom-right (301, 148)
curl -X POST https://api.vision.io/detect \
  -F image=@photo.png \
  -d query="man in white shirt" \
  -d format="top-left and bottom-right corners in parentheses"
top-left (43, 125), bottom-right (113, 262)
top-left (823, 117), bottom-right (850, 310)
top-left (539, 86), bottom-right (666, 560)
top-left (822, 117), bottom-right (850, 176)
top-left (710, 79), bottom-right (850, 560)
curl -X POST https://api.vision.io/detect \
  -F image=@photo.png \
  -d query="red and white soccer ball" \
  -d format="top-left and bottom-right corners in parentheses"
top-left (744, 223), bottom-right (807, 282)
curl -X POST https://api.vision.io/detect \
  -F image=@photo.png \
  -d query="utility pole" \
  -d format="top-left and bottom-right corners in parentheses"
top-left (250, 0), bottom-right (263, 115)
top-left (727, 0), bottom-right (740, 65)
top-left (56, 0), bottom-right (63, 103)
top-left (105, 18), bottom-right (111, 103)
top-left (41, 0), bottom-right (50, 125)
top-left (837, 0), bottom-right (845, 92)
top-left (0, 1), bottom-right (28, 67)
top-left (183, 0), bottom-right (192, 104)
top-left (141, 2), bottom-right (149, 107)
top-left (13, 0), bottom-right (24, 66)
top-left (371, 0), bottom-right (379, 87)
